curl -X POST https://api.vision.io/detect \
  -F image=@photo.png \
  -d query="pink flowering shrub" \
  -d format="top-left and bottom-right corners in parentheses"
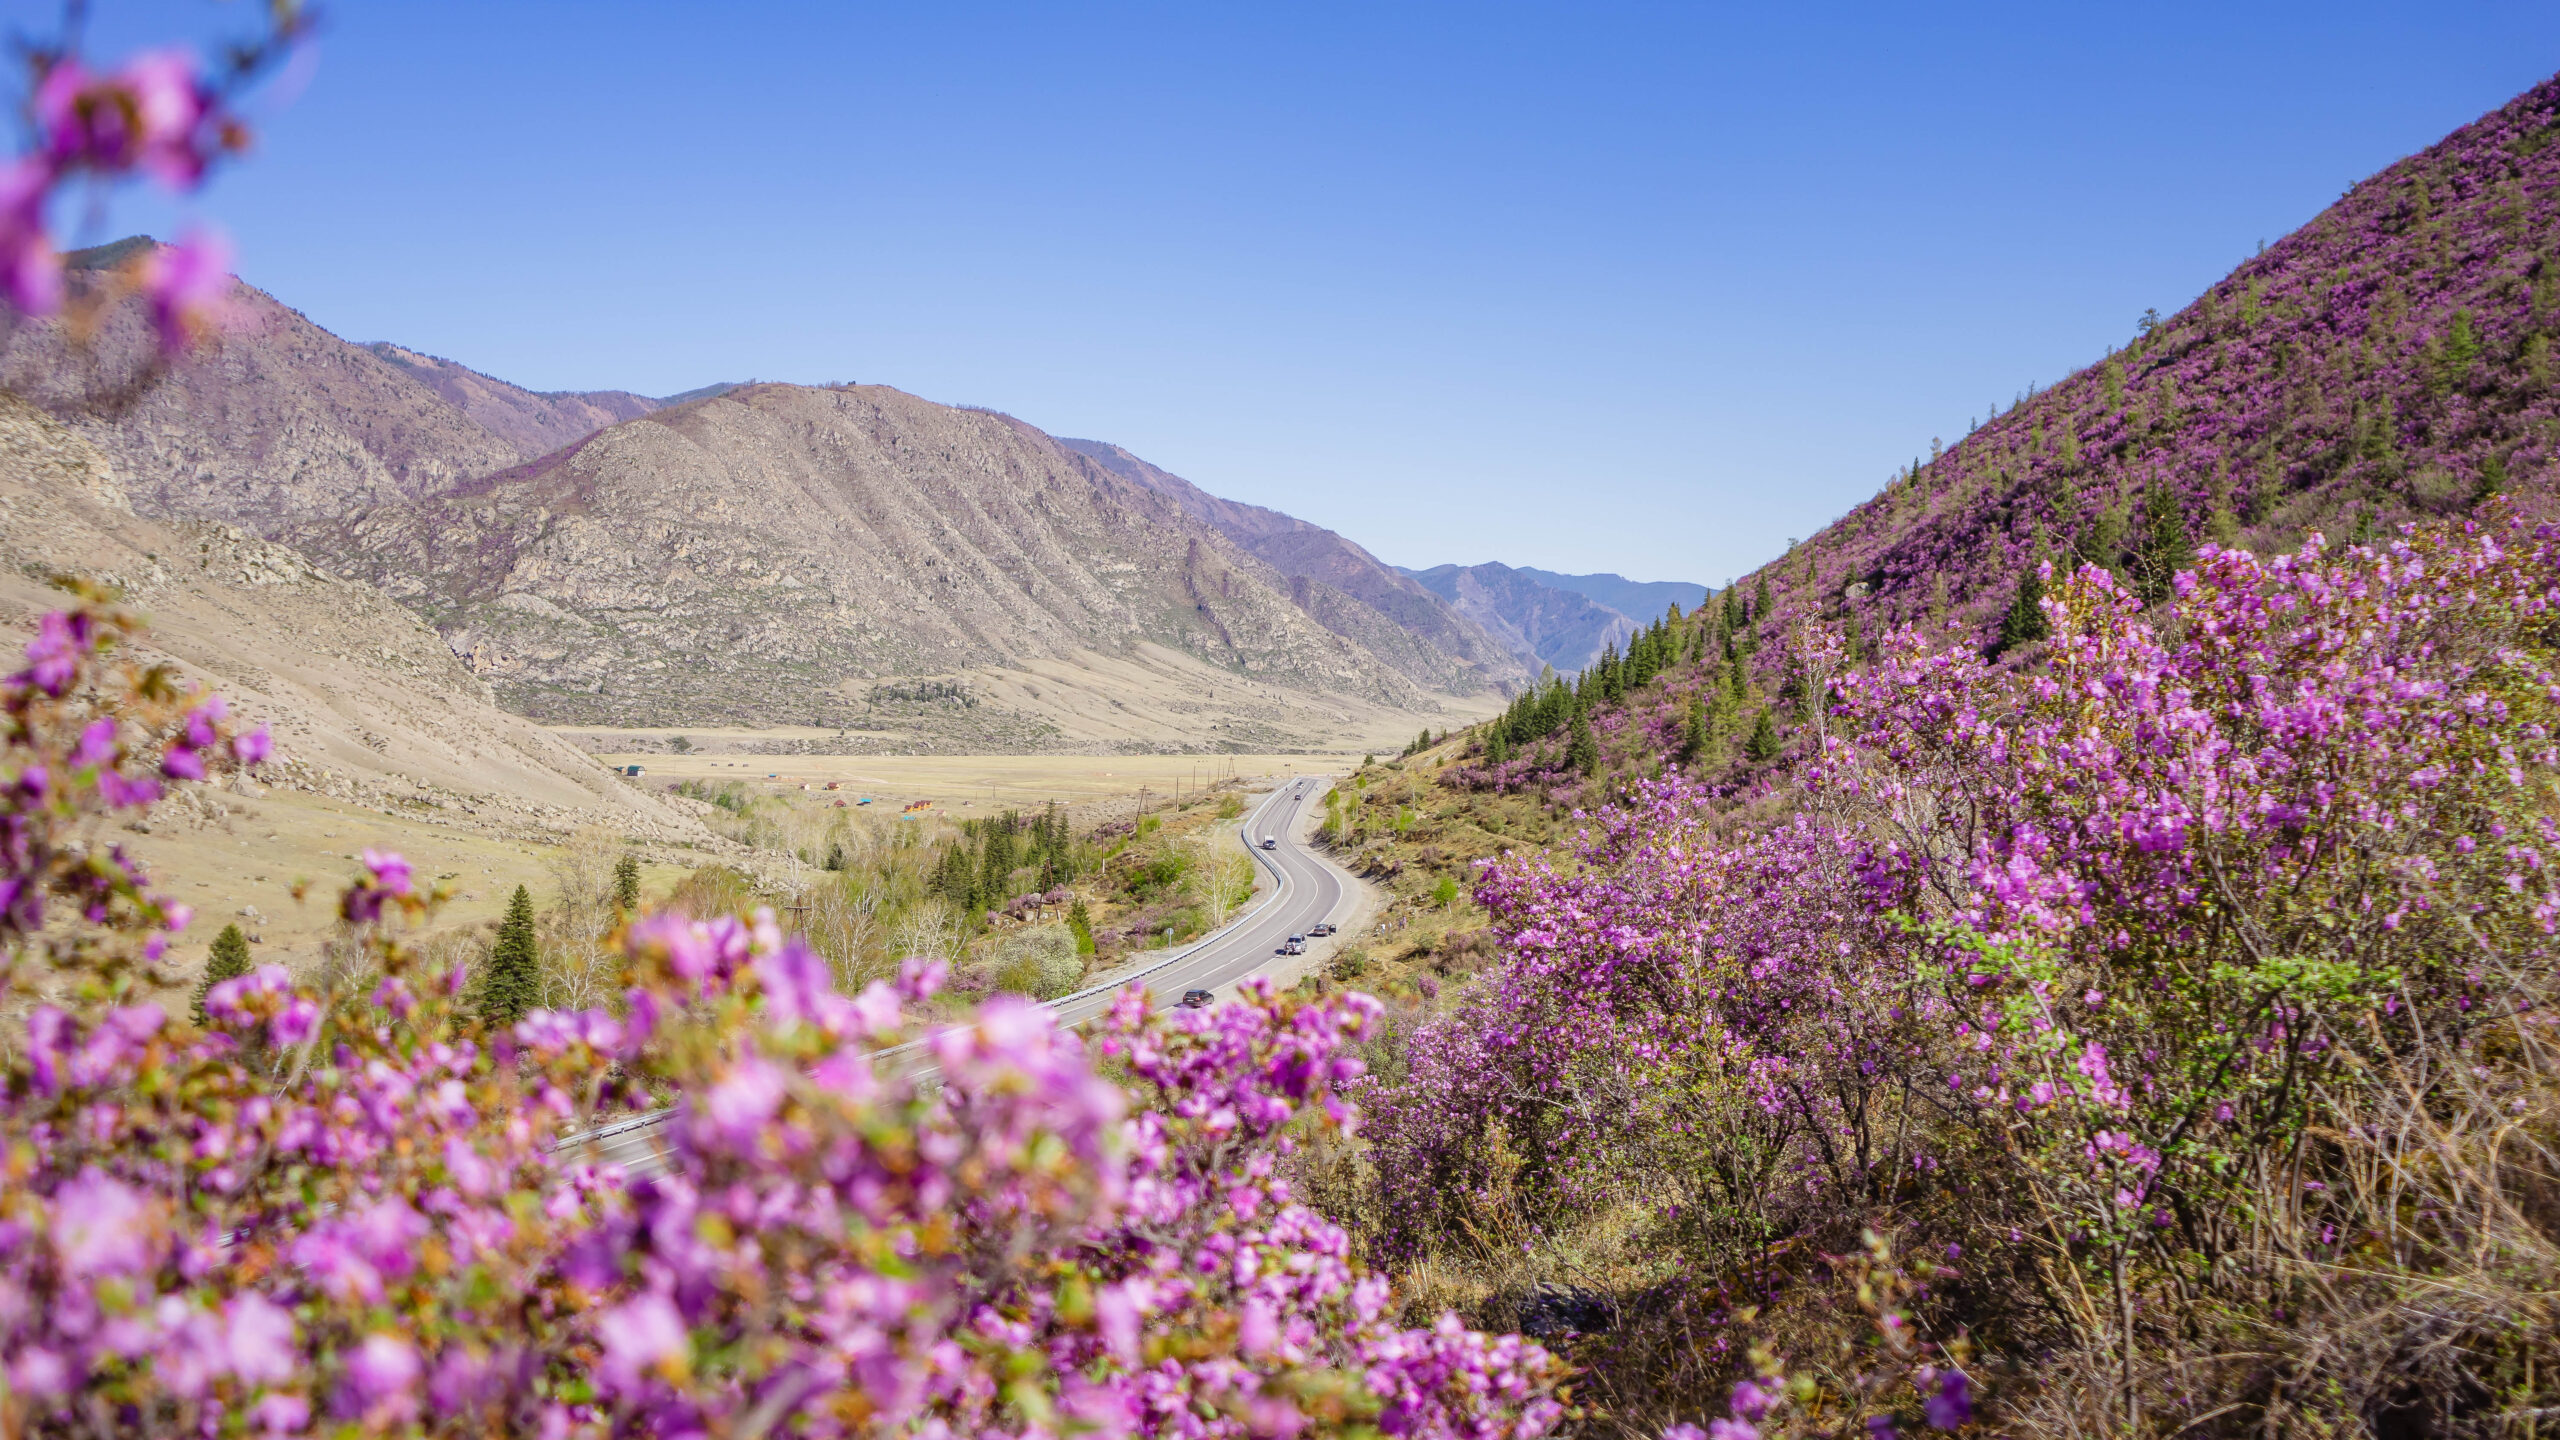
top-left (1365, 520), bottom-right (2560, 1434)
top-left (0, 602), bottom-right (1565, 1438)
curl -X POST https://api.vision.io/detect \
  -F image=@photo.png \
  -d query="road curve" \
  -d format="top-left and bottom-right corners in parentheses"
top-left (568, 777), bottom-right (1353, 1176)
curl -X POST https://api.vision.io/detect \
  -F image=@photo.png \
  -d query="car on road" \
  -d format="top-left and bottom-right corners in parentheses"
top-left (1281, 935), bottom-right (1306, 955)
top-left (1260, 837), bottom-right (1277, 850)
top-left (1178, 989), bottom-right (1215, 1009)
top-left (1309, 923), bottom-right (1335, 937)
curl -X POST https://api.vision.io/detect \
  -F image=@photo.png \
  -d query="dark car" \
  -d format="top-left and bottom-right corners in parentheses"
top-left (1178, 989), bottom-right (1215, 1009)
top-left (1260, 837), bottom-right (1277, 850)
top-left (1310, 923), bottom-right (1335, 937)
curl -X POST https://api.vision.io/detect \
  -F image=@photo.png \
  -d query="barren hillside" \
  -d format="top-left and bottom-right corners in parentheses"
top-left (0, 391), bottom-right (710, 836)
top-left (0, 240), bottom-right (660, 530)
top-left (288, 384), bottom-right (1463, 737)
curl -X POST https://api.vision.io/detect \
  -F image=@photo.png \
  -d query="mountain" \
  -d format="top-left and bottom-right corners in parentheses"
top-left (1401, 561), bottom-right (1638, 674)
top-left (1056, 439), bottom-right (1531, 694)
top-left (285, 384), bottom-right (1464, 739)
top-left (0, 391), bottom-right (706, 830)
top-left (0, 240), bottom-right (668, 530)
top-left (1741, 71), bottom-right (2560, 648)
top-left (1510, 568), bottom-right (1709, 623)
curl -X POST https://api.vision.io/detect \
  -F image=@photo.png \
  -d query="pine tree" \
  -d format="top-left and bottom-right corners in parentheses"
top-left (980, 828), bottom-right (1014, 905)
top-left (614, 852), bottom-right (642, 909)
top-left (1065, 899), bottom-right (1096, 955)
top-left (1567, 710), bottom-right (1600, 775)
top-left (2131, 477), bottom-right (2193, 605)
top-left (2082, 496), bottom-right (2131, 575)
top-left (1753, 575), bottom-right (1774, 628)
top-left (1744, 708), bottom-right (1782, 763)
top-left (937, 842), bottom-right (978, 911)
top-left (192, 923), bottom-right (253, 1025)
top-left (1999, 567), bottom-right (2051, 654)
top-left (477, 885), bottom-right (541, 1026)
top-left (1679, 695), bottom-right (1709, 767)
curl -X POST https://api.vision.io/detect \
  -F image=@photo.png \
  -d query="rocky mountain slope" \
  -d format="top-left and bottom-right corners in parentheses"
top-left (360, 343), bottom-right (659, 460)
top-left (0, 391), bottom-right (709, 838)
top-left (1402, 561), bottom-right (1639, 673)
top-left (287, 384), bottom-right (1465, 739)
top-left (0, 239), bottom-right (663, 530)
top-left (1741, 70), bottom-right (2560, 647)
top-left (1057, 438), bottom-right (1529, 694)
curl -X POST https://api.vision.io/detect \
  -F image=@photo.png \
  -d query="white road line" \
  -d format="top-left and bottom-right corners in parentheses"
top-left (559, 778), bottom-right (1348, 1173)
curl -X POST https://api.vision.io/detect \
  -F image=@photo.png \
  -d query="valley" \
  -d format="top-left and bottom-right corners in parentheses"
top-left (7, 12), bottom-right (2560, 1437)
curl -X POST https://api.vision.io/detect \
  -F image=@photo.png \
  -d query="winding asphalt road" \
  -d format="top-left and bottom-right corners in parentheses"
top-left (566, 778), bottom-right (1353, 1177)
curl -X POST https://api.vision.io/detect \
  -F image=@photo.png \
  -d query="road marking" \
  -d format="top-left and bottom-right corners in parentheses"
top-left (559, 781), bottom-right (1341, 1171)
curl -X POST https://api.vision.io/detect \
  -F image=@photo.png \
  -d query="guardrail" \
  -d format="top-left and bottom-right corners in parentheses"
top-left (555, 780), bottom-right (1317, 1157)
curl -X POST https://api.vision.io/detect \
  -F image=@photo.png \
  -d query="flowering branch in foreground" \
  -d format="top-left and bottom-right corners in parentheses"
top-left (0, 599), bottom-right (1563, 1438)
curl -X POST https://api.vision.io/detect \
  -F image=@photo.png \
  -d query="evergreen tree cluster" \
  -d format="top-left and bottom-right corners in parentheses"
top-left (934, 803), bottom-right (1080, 918)
top-left (1479, 609), bottom-right (1704, 775)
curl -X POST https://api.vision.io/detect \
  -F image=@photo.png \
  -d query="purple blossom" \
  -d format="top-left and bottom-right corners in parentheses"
top-left (1923, 1370), bottom-right (1972, 1429)
top-left (595, 1293), bottom-right (689, 1395)
top-left (337, 1333), bottom-right (421, 1422)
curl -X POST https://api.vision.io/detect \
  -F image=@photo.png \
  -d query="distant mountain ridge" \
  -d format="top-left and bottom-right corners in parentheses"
top-left (1384, 562), bottom-right (1708, 674)
top-left (1057, 439), bottom-right (1531, 695)
top-left (1400, 562), bottom-right (1639, 675)
top-left (4, 241), bottom-right (1663, 744)
top-left (1510, 568), bottom-right (1709, 622)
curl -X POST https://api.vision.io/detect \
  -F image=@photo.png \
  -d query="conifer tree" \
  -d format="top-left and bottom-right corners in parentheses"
top-left (2000, 566), bottom-right (2051, 654)
top-left (1567, 710), bottom-right (1600, 775)
top-left (937, 842), bottom-right (978, 912)
top-left (1679, 694), bottom-right (1709, 767)
top-left (1753, 575), bottom-right (1774, 628)
top-left (980, 833), bottom-right (1013, 906)
top-left (2132, 476), bottom-right (2194, 605)
top-left (2082, 495), bottom-right (2132, 575)
top-left (1065, 898), bottom-right (1096, 955)
top-left (614, 852), bottom-right (642, 909)
top-left (192, 923), bottom-right (252, 1025)
top-left (1744, 707), bottom-right (1781, 763)
top-left (478, 885), bottom-right (541, 1026)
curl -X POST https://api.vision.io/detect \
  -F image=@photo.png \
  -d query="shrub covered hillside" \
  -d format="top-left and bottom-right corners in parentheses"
top-left (1344, 521), bottom-right (2560, 1437)
top-left (1296, 71), bottom-right (2560, 1440)
top-left (1748, 72), bottom-right (2560, 650)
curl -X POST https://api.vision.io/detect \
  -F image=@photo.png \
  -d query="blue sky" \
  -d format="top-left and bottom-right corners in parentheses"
top-left (48, 1), bottom-right (2560, 586)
